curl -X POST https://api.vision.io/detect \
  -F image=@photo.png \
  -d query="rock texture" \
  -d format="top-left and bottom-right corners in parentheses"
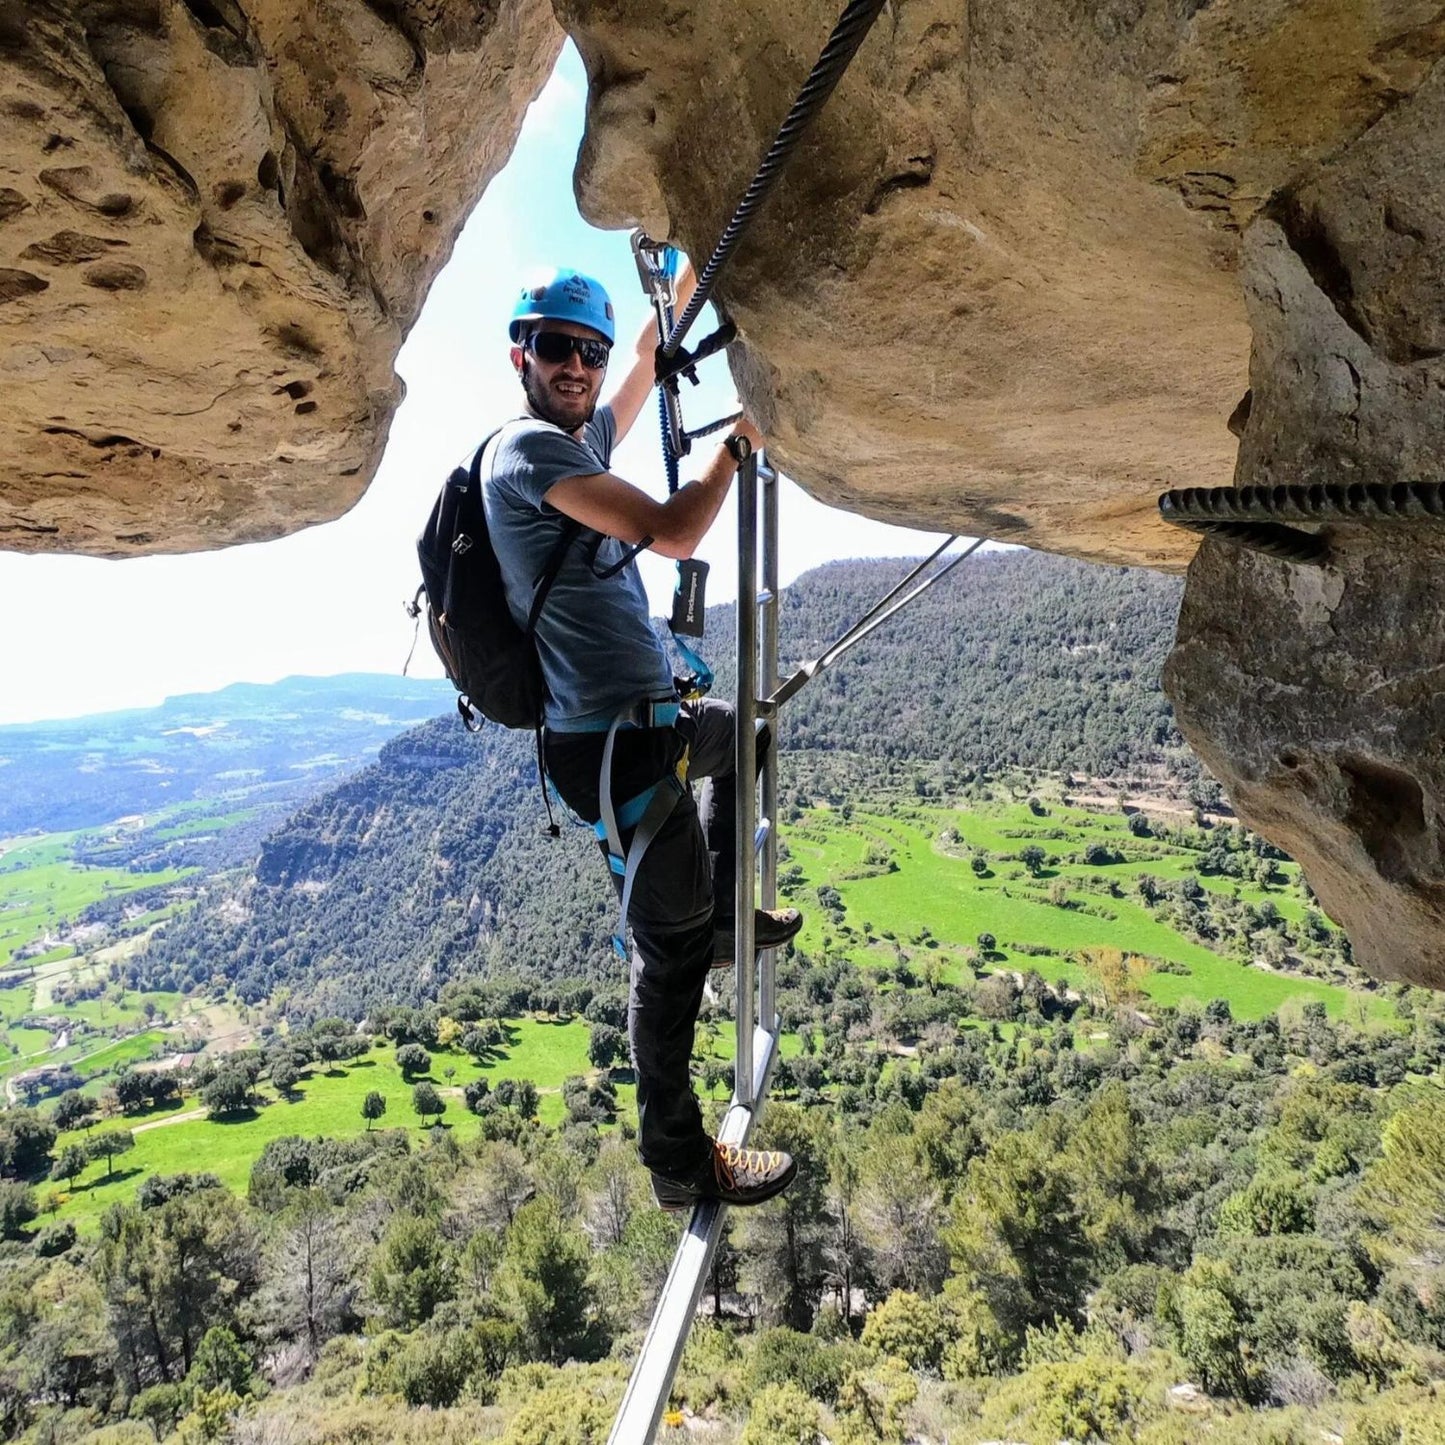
top-left (1167, 50), bottom-right (1445, 988)
top-left (0, 0), bottom-right (560, 555)
top-left (557, 0), bottom-right (1445, 983)
top-left (560, 0), bottom-right (1443, 568)
top-left (1167, 529), bottom-right (1445, 990)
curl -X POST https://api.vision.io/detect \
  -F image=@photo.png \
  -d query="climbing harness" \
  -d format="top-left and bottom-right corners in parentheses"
top-left (589, 221), bottom-right (756, 964)
top-left (1158, 480), bottom-right (1445, 566)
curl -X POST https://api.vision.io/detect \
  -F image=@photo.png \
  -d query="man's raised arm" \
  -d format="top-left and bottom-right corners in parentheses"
top-left (545, 419), bottom-right (763, 561)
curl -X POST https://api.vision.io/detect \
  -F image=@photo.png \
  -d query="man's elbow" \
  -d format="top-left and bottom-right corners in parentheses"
top-left (649, 530), bottom-right (697, 562)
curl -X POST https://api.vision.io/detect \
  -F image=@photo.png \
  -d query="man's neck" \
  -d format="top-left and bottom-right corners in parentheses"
top-left (523, 399), bottom-right (586, 440)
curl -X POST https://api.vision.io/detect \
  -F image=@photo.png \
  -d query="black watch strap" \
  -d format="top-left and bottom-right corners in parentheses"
top-left (724, 433), bottom-right (752, 464)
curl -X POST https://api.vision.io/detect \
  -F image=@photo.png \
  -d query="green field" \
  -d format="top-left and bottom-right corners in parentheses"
top-left (784, 801), bottom-right (1383, 1022)
top-left (0, 829), bottom-right (193, 970)
top-left (47, 1018), bottom-right (631, 1230)
top-left (23, 792), bottom-right (1399, 1234)
top-left (148, 806), bottom-right (257, 842)
top-left (0, 825), bottom-right (196, 1100)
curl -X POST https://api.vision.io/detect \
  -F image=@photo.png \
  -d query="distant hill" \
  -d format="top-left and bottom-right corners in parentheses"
top-left (0, 674), bottom-right (454, 836)
top-left (718, 549), bottom-right (1186, 772)
top-left (134, 551), bottom-right (1190, 1016)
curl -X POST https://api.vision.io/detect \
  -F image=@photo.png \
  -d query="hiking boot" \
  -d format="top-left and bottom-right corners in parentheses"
top-left (651, 1139), bottom-right (798, 1210)
top-left (711, 907), bottom-right (803, 969)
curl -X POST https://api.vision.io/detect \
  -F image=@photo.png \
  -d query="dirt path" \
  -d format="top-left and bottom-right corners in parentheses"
top-left (133, 1107), bottom-right (206, 1133)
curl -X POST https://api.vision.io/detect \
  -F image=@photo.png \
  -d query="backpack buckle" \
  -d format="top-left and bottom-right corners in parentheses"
top-left (457, 695), bottom-right (484, 733)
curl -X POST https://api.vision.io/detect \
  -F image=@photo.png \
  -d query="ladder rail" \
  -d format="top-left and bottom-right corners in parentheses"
top-left (734, 450), bottom-right (759, 1107)
top-left (759, 456), bottom-right (781, 1032)
top-left (606, 446), bottom-right (779, 1445)
top-left (606, 1026), bottom-right (782, 1445)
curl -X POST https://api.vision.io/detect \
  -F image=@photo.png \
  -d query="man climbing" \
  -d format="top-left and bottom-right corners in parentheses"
top-left (483, 265), bottom-right (803, 1209)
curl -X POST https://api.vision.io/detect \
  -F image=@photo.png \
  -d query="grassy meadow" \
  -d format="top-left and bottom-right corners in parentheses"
top-left (782, 798), bottom-right (1384, 1022)
top-left (44, 1021), bottom-right (599, 1229)
top-left (0, 823), bottom-right (203, 1101)
top-left (0, 831), bottom-right (191, 971)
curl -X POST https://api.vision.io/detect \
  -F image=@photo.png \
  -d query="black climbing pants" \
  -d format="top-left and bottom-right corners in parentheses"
top-left (543, 698), bottom-right (768, 1177)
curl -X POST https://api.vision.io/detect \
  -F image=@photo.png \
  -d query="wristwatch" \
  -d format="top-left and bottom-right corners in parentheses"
top-left (724, 433), bottom-right (752, 464)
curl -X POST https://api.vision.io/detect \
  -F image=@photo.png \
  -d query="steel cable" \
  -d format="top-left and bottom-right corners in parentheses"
top-left (686, 410), bottom-right (744, 443)
top-left (657, 299), bottom-right (681, 492)
top-left (662, 0), bottom-right (889, 358)
top-left (1158, 480), bottom-right (1445, 565)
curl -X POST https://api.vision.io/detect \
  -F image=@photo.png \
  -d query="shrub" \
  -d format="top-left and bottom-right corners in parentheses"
top-left (939, 1285), bottom-right (1009, 1381)
top-left (980, 1357), bottom-right (1136, 1443)
top-left (186, 1326), bottom-right (253, 1398)
top-left (739, 1381), bottom-right (822, 1445)
top-left (138, 1173), bottom-right (224, 1209)
top-left (0, 1182), bottom-right (37, 1240)
top-left (747, 1327), bottom-right (848, 1404)
top-left (412, 1081), bottom-right (446, 1127)
top-left (369, 1328), bottom-right (482, 1408)
top-left (396, 1043), bottom-right (431, 1079)
top-left (500, 1376), bottom-right (613, 1445)
top-left (201, 1071), bottom-right (249, 1118)
top-left (861, 1291), bottom-right (947, 1373)
top-left (33, 1219), bottom-right (76, 1256)
top-left (1217, 1172), bottom-right (1314, 1237)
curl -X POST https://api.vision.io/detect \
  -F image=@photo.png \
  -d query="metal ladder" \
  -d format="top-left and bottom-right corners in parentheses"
top-left (607, 453), bottom-right (981, 1444)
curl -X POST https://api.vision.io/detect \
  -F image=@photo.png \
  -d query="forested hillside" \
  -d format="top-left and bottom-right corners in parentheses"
top-left (135, 552), bottom-right (1188, 1016)
top-left (12, 553), bottom-right (1445, 1445)
top-left (762, 552), bottom-right (1185, 772)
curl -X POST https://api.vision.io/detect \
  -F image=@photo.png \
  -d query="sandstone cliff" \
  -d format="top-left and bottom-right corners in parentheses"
top-left (0, 0), bottom-right (560, 554)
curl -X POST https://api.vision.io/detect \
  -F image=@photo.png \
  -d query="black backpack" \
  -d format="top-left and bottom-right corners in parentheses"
top-left (408, 428), bottom-right (579, 733)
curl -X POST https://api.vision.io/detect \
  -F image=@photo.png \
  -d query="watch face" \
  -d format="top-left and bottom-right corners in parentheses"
top-left (731, 435), bottom-right (752, 461)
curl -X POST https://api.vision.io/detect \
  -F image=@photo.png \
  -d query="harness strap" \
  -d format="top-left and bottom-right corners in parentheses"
top-left (595, 709), bottom-right (690, 959)
top-left (610, 776), bottom-right (685, 959)
top-left (597, 712), bottom-right (628, 866)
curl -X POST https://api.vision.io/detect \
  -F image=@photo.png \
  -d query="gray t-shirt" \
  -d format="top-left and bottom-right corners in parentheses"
top-left (482, 407), bottom-right (674, 730)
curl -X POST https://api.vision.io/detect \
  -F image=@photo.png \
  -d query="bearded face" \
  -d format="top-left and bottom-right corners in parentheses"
top-left (520, 354), bottom-right (598, 430)
top-left (514, 323), bottom-right (608, 433)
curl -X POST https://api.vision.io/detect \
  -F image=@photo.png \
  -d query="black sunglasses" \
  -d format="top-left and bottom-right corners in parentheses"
top-left (525, 330), bottom-right (611, 370)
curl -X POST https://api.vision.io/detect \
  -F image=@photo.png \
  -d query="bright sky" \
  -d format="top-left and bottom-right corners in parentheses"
top-left (0, 46), bottom-right (956, 727)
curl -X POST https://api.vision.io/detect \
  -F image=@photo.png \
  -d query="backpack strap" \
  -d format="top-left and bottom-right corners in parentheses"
top-left (471, 429), bottom-right (583, 637)
top-left (526, 519), bottom-right (582, 634)
top-left (475, 427), bottom-right (585, 838)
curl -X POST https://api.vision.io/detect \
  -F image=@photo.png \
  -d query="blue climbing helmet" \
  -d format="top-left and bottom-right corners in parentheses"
top-left (508, 268), bottom-right (616, 345)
